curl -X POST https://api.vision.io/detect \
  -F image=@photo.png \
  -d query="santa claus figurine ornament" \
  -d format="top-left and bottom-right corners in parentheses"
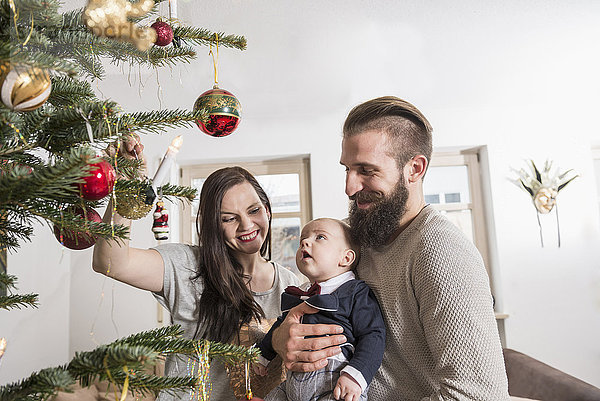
top-left (152, 200), bottom-right (169, 240)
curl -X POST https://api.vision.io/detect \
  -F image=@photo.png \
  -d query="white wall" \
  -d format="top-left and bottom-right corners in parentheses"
top-left (3, 0), bottom-right (600, 389)
top-left (0, 223), bottom-right (71, 384)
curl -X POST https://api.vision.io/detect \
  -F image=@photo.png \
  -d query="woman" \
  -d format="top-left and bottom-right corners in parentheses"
top-left (92, 142), bottom-right (299, 400)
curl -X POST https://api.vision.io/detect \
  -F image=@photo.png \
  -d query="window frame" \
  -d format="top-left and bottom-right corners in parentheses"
top-left (179, 157), bottom-right (312, 245)
top-left (428, 150), bottom-right (490, 275)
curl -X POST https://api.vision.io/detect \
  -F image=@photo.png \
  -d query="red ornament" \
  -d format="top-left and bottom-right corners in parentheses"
top-left (151, 20), bottom-right (174, 47)
top-left (79, 160), bottom-right (116, 201)
top-left (193, 87), bottom-right (242, 137)
top-left (53, 207), bottom-right (102, 250)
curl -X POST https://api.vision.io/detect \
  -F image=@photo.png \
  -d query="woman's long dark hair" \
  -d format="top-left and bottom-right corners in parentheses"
top-left (194, 166), bottom-right (272, 343)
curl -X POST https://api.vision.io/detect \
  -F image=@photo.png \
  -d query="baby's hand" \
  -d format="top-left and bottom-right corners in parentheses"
top-left (333, 373), bottom-right (362, 401)
top-left (253, 362), bottom-right (268, 376)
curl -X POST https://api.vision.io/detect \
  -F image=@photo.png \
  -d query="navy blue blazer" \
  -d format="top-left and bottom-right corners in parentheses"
top-left (258, 279), bottom-right (386, 387)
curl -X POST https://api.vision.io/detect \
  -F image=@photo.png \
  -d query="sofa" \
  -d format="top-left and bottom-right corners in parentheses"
top-left (53, 349), bottom-right (600, 401)
top-left (503, 348), bottom-right (600, 401)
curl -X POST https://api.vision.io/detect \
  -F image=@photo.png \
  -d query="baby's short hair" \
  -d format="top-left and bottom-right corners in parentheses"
top-left (313, 218), bottom-right (360, 268)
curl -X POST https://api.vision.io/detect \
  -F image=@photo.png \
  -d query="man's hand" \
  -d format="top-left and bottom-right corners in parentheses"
top-left (271, 302), bottom-right (346, 372)
top-left (333, 373), bottom-right (362, 401)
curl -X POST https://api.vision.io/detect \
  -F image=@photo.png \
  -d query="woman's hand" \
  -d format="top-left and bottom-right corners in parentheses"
top-left (105, 132), bottom-right (147, 177)
top-left (271, 302), bottom-right (346, 372)
top-left (333, 373), bottom-right (362, 401)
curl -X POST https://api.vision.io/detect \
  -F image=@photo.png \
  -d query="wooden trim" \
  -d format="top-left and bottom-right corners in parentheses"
top-left (179, 157), bottom-right (312, 244)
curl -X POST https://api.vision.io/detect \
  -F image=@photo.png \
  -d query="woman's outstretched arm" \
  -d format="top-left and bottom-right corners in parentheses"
top-left (91, 135), bottom-right (165, 293)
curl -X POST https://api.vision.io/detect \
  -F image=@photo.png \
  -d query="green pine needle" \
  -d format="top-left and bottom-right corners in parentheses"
top-left (0, 293), bottom-right (39, 310)
top-left (173, 26), bottom-right (247, 50)
top-left (0, 271), bottom-right (18, 290)
top-left (0, 367), bottom-right (74, 401)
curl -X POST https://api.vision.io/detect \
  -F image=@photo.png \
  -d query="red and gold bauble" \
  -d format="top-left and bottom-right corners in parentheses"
top-left (0, 63), bottom-right (51, 112)
top-left (79, 160), bottom-right (116, 201)
top-left (151, 20), bottom-right (174, 46)
top-left (193, 87), bottom-right (241, 137)
top-left (53, 207), bottom-right (102, 250)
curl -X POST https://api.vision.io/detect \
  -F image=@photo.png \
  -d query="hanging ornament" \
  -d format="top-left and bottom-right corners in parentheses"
top-left (237, 359), bottom-right (263, 401)
top-left (151, 19), bottom-right (174, 46)
top-left (115, 181), bottom-right (155, 220)
top-left (511, 159), bottom-right (578, 247)
top-left (194, 340), bottom-right (212, 401)
top-left (53, 207), bottom-right (102, 250)
top-left (79, 159), bottom-right (116, 201)
top-left (152, 200), bottom-right (169, 240)
top-left (194, 87), bottom-right (242, 137)
top-left (193, 33), bottom-right (242, 137)
top-left (83, 0), bottom-right (157, 51)
top-left (0, 63), bottom-right (51, 112)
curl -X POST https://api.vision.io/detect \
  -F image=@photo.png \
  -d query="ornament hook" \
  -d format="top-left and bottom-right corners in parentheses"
top-left (209, 33), bottom-right (220, 87)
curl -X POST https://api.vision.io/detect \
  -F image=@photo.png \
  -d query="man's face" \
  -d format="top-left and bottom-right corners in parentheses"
top-left (340, 130), bottom-right (401, 208)
top-left (340, 130), bottom-right (408, 247)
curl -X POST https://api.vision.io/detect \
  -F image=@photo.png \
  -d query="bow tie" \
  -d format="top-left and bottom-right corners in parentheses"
top-left (285, 282), bottom-right (321, 298)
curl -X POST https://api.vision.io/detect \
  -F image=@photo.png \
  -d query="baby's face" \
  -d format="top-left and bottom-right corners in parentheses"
top-left (296, 219), bottom-right (351, 283)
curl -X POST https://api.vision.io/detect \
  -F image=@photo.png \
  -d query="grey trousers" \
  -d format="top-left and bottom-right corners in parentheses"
top-left (265, 357), bottom-right (368, 401)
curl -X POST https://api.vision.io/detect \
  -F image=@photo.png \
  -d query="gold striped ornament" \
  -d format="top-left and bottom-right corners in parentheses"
top-left (0, 64), bottom-right (51, 111)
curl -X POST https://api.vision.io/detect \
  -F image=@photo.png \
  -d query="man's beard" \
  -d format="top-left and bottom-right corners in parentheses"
top-left (348, 178), bottom-right (409, 248)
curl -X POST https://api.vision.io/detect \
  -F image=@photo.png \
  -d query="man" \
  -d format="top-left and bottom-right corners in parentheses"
top-left (272, 96), bottom-right (509, 400)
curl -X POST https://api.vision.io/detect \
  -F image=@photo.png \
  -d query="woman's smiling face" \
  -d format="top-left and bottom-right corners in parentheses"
top-left (220, 181), bottom-right (270, 257)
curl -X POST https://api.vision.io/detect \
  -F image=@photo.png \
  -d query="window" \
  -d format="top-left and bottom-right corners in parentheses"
top-left (424, 149), bottom-right (491, 273)
top-left (180, 157), bottom-right (312, 278)
top-left (425, 147), bottom-right (506, 342)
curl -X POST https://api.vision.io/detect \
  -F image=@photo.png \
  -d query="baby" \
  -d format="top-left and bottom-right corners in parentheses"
top-left (256, 218), bottom-right (385, 401)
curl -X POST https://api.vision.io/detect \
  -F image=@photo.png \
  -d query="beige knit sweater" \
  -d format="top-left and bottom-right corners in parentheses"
top-left (356, 205), bottom-right (509, 401)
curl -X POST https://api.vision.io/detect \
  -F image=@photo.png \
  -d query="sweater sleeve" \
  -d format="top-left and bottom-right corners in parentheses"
top-left (413, 232), bottom-right (508, 400)
top-left (346, 281), bottom-right (386, 387)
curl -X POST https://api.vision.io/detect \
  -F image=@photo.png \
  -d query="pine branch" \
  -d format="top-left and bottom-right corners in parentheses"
top-left (0, 293), bottom-right (39, 310)
top-left (50, 206), bottom-right (130, 242)
top-left (47, 76), bottom-right (97, 108)
top-left (144, 45), bottom-right (197, 67)
top-left (112, 325), bottom-right (260, 364)
top-left (173, 26), bottom-right (247, 50)
top-left (108, 371), bottom-right (197, 398)
top-left (202, 341), bottom-right (260, 365)
top-left (0, 148), bottom-right (97, 203)
top-left (101, 370), bottom-right (198, 396)
top-left (34, 101), bottom-right (121, 153)
top-left (69, 344), bottom-right (157, 387)
top-left (0, 216), bottom-right (34, 250)
top-left (0, 0), bottom-right (62, 29)
top-left (118, 109), bottom-right (208, 135)
top-left (0, 41), bottom-right (78, 76)
top-left (114, 156), bottom-right (145, 180)
top-left (0, 367), bottom-right (74, 401)
top-left (115, 326), bottom-right (196, 355)
top-left (159, 183), bottom-right (197, 202)
top-left (0, 271), bottom-right (17, 290)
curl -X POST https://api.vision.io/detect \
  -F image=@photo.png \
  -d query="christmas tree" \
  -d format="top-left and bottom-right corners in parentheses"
top-left (0, 0), bottom-right (257, 399)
